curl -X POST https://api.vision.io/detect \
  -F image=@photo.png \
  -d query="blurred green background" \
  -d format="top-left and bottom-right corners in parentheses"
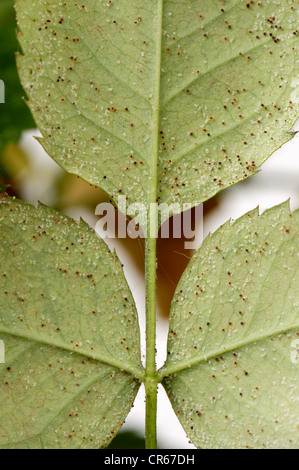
top-left (0, 0), bottom-right (34, 183)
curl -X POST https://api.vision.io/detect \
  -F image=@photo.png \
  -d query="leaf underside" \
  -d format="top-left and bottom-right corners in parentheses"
top-left (162, 202), bottom-right (299, 449)
top-left (0, 197), bottom-right (142, 449)
top-left (15, 0), bottom-right (299, 218)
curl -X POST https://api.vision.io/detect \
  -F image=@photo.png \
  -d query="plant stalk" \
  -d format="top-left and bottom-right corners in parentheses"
top-left (144, 376), bottom-right (158, 449)
top-left (144, 0), bottom-right (163, 449)
top-left (145, 231), bottom-right (158, 449)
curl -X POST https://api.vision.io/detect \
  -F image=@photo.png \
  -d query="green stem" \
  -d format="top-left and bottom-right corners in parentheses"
top-left (144, 0), bottom-right (164, 450)
top-left (145, 233), bottom-right (158, 449)
top-left (145, 379), bottom-right (157, 449)
top-left (144, 376), bottom-right (158, 449)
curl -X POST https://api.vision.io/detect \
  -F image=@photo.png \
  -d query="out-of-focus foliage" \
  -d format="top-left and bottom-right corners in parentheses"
top-left (107, 431), bottom-right (146, 449)
top-left (0, 0), bottom-right (34, 157)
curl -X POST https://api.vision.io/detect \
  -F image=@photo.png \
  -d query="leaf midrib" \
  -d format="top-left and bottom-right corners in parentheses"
top-left (0, 326), bottom-right (144, 380)
top-left (148, 0), bottom-right (164, 207)
top-left (159, 323), bottom-right (299, 380)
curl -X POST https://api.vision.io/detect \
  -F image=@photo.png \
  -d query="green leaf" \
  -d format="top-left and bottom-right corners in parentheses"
top-left (0, 196), bottom-right (142, 449)
top-left (107, 430), bottom-right (146, 449)
top-left (0, 0), bottom-right (35, 154)
top-left (162, 202), bottom-right (299, 449)
top-left (15, 0), bottom-right (299, 216)
top-left (0, 184), bottom-right (8, 193)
